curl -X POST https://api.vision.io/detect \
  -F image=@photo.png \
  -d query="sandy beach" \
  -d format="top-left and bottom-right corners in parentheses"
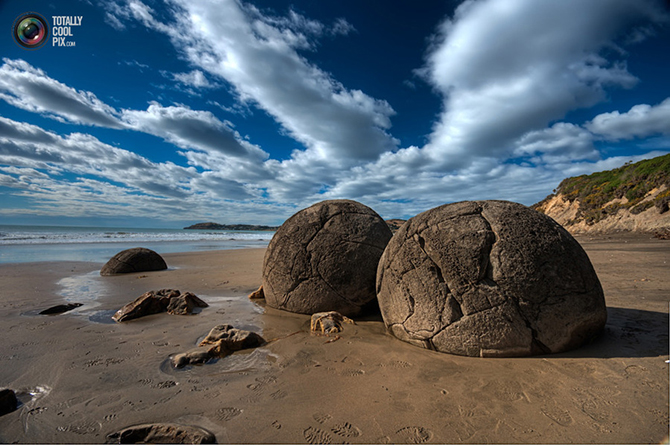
top-left (0, 234), bottom-right (668, 444)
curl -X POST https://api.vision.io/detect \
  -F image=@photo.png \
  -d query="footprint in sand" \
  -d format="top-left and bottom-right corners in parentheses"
top-left (303, 426), bottom-right (333, 444)
top-left (216, 407), bottom-right (242, 421)
top-left (331, 422), bottom-right (361, 438)
top-left (540, 405), bottom-right (573, 426)
top-left (313, 412), bottom-right (332, 424)
top-left (395, 426), bottom-right (433, 444)
top-left (341, 368), bottom-right (365, 377)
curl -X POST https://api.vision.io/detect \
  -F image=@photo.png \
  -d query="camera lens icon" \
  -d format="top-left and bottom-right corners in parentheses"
top-left (13, 13), bottom-right (49, 49)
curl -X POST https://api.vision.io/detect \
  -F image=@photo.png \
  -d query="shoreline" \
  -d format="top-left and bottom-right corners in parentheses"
top-left (0, 237), bottom-right (668, 443)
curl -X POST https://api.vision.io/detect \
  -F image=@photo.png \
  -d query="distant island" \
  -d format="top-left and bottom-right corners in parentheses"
top-left (184, 222), bottom-right (279, 231)
top-left (185, 219), bottom-right (408, 233)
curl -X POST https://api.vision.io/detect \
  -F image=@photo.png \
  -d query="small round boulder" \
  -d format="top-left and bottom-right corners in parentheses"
top-left (100, 247), bottom-right (167, 276)
top-left (262, 199), bottom-right (392, 317)
top-left (376, 200), bottom-right (607, 357)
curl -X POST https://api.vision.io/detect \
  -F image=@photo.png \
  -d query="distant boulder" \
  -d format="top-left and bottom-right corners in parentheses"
top-left (377, 200), bottom-right (607, 357)
top-left (100, 247), bottom-right (167, 276)
top-left (262, 199), bottom-right (392, 317)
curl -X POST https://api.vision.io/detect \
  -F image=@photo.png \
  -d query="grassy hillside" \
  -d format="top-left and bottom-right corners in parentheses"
top-left (533, 153), bottom-right (670, 225)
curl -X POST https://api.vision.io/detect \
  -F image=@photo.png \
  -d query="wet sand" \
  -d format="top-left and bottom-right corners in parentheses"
top-left (0, 234), bottom-right (668, 443)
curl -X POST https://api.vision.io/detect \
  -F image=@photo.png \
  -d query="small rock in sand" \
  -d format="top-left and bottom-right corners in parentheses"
top-left (248, 285), bottom-right (264, 299)
top-left (112, 291), bottom-right (166, 322)
top-left (100, 247), bottom-right (167, 276)
top-left (310, 311), bottom-right (354, 335)
top-left (106, 422), bottom-right (215, 444)
top-left (113, 289), bottom-right (207, 322)
top-left (39, 303), bottom-right (83, 315)
top-left (0, 389), bottom-right (18, 416)
top-left (172, 325), bottom-right (265, 368)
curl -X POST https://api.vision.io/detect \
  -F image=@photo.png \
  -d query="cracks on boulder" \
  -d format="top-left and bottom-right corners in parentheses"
top-left (509, 297), bottom-right (551, 355)
top-left (477, 211), bottom-right (499, 286)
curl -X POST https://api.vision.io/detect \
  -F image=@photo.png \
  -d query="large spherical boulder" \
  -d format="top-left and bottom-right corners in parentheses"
top-left (100, 247), bottom-right (167, 276)
top-left (262, 200), bottom-right (392, 317)
top-left (376, 200), bottom-right (607, 357)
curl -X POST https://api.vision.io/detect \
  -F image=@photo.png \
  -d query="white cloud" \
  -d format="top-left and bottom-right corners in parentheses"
top-left (586, 97), bottom-right (670, 140)
top-left (0, 58), bottom-right (125, 128)
top-left (121, 102), bottom-right (268, 160)
top-left (419, 0), bottom-right (665, 165)
top-left (151, 0), bottom-right (398, 162)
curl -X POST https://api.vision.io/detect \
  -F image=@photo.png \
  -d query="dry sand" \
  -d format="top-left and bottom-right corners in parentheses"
top-left (0, 234), bottom-right (668, 444)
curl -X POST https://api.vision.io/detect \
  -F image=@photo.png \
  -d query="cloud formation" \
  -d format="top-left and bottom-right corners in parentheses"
top-left (586, 98), bottom-right (670, 140)
top-left (2, 0), bottom-right (670, 225)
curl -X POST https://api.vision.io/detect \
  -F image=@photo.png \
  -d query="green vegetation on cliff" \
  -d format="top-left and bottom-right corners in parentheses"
top-left (533, 153), bottom-right (670, 225)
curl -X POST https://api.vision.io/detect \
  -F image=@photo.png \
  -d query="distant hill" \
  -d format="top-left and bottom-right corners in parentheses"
top-left (184, 222), bottom-right (279, 231)
top-left (385, 219), bottom-right (406, 233)
top-left (533, 154), bottom-right (670, 233)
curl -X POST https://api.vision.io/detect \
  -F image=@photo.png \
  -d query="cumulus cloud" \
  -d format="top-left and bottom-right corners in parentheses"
top-left (420, 0), bottom-right (665, 164)
top-left (586, 97), bottom-right (670, 140)
top-left (143, 0), bottom-right (398, 162)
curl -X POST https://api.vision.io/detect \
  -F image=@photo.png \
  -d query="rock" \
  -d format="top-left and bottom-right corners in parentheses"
top-left (0, 389), bottom-right (18, 416)
top-left (199, 324), bottom-right (265, 351)
top-left (310, 311), bottom-right (354, 335)
top-left (262, 199), bottom-right (392, 317)
top-left (113, 290), bottom-right (207, 322)
top-left (248, 285), bottom-right (264, 299)
top-left (376, 200), bottom-right (607, 357)
top-left (39, 303), bottom-right (83, 315)
top-left (172, 325), bottom-right (265, 368)
top-left (172, 348), bottom-right (215, 368)
top-left (100, 248), bottom-right (167, 276)
top-left (106, 423), bottom-right (215, 444)
top-left (112, 291), bottom-right (166, 322)
top-left (166, 292), bottom-right (209, 315)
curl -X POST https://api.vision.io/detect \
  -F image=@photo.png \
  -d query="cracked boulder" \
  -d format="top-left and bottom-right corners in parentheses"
top-left (376, 200), bottom-right (607, 357)
top-left (262, 199), bottom-right (393, 317)
top-left (100, 247), bottom-right (167, 276)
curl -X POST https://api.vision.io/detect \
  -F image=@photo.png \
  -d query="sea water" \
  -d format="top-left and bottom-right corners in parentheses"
top-left (0, 225), bottom-right (273, 264)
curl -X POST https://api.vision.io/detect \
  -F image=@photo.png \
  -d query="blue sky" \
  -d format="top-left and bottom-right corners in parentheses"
top-left (1, 0), bottom-right (669, 228)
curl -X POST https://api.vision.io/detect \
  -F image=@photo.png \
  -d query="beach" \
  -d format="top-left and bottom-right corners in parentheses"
top-left (0, 234), bottom-right (668, 444)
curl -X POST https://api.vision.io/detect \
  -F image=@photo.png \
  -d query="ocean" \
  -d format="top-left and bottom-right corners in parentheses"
top-left (0, 225), bottom-right (273, 264)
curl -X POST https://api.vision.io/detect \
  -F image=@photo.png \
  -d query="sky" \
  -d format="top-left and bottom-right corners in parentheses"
top-left (1, 0), bottom-right (670, 228)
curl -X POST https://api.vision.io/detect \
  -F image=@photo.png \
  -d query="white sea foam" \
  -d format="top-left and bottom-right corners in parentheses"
top-left (0, 225), bottom-right (274, 245)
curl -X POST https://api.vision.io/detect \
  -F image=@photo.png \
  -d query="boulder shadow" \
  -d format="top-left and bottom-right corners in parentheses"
top-left (554, 306), bottom-right (669, 359)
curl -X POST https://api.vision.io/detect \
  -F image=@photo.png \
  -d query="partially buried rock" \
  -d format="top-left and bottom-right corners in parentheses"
top-left (113, 289), bottom-right (208, 322)
top-left (376, 200), bottom-right (607, 358)
top-left (166, 292), bottom-right (208, 315)
top-left (0, 388), bottom-right (18, 416)
top-left (39, 303), bottom-right (83, 315)
top-left (100, 247), bottom-right (167, 276)
top-left (106, 423), bottom-right (215, 444)
top-left (172, 325), bottom-right (265, 368)
top-left (113, 291), bottom-right (166, 322)
top-left (262, 199), bottom-right (392, 317)
top-left (310, 311), bottom-right (354, 335)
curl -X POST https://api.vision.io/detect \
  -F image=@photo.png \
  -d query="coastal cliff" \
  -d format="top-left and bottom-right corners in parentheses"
top-left (533, 154), bottom-right (670, 234)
